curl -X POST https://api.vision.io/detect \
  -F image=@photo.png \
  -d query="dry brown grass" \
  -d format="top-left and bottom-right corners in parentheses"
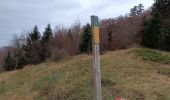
top-left (0, 48), bottom-right (170, 100)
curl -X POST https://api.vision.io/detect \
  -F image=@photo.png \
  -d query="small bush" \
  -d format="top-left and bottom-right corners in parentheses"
top-left (50, 48), bottom-right (67, 61)
top-left (135, 48), bottom-right (170, 64)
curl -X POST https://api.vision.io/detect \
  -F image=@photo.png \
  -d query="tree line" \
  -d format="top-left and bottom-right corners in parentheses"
top-left (2, 3), bottom-right (166, 71)
top-left (141, 0), bottom-right (170, 51)
top-left (3, 22), bottom-right (92, 71)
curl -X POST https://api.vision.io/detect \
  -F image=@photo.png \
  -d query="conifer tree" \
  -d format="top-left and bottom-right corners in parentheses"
top-left (24, 25), bottom-right (42, 64)
top-left (141, 0), bottom-right (170, 51)
top-left (3, 51), bottom-right (15, 71)
top-left (79, 24), bottom-right (92, 53)
top-left (130, 4), bottom-right (144, 16)
top-left (130, 6), bottom-right (138, 16)
top-left (41, 24), bottom-right (53, 60)
top-left (141, 10), bottom-right (161, 48)
top-left (137, 3), bottom-right (144, 13)
top-left (154, 0), bottom-right (170, 50)
top-left (26, 25), bottom-right (41, 45)
top-left (41, 24), bottom-right (53, 44)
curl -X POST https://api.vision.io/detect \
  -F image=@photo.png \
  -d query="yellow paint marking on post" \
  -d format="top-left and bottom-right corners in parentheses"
top-left (93, 26), bottom-right (100, 44)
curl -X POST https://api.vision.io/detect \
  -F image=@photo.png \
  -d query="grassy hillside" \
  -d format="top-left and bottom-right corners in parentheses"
top-left (0, 48), bottom-right (170, 100)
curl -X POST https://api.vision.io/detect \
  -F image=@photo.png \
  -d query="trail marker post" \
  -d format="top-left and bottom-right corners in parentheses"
top-left (91, 15), bottom-right (102, 100)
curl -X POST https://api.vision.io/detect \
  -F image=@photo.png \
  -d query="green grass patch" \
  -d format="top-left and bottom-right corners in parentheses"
top-left (134, 48), bottom-right (170, 64)
top-left (0, 81), bottom-right (6, 95)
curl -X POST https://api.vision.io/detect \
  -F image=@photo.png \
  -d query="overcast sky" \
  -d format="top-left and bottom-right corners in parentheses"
top-left (0, 0), bottom-right (154, 47)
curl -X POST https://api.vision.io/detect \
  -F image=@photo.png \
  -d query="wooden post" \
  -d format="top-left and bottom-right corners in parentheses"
top-left (91, 15), bottom-right (102, 100)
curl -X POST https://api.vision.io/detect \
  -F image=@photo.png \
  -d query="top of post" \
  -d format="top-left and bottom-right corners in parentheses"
top-left (91, 15), bottom-right (99, 27)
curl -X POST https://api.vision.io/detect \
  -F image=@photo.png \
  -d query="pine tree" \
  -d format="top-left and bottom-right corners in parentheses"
top-left (130, 4), bottom-right (144, 16)
top-left (153, 0), bottom-right (170, 18)
top-left (3, 51), bottom-right (15, 71)
top-left (41, 24), bottom-right (53, 44)
top-left (24, 25), bottom-right (42, 64)
top-left (79, 24), bottom-right (92, 53)
top-left (141, 0), bottom-right (170, 51)
top-left (159, 28), bottom-right (170, 50)
top-left (141, 10), bottom-right (161, 48)
top-left (137, 3), bottom-right (144, 13)
top-left (41, 24), bottom-right (53, 60)
top-left (130, 6), bottom-right (138, 16)
top-left (153, 0), bottom-right (170, 50)
top-left (26, 25), bottom-right (41, 45)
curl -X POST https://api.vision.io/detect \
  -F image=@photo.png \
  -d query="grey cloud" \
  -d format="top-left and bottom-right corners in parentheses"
top-left (0, 0), bottom-right (154, 47)
top-left (0, 0), bottom-right (81, 47)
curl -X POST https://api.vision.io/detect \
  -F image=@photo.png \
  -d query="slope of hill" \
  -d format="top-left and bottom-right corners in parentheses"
top-left (0, 48), bottom-right (170, 100)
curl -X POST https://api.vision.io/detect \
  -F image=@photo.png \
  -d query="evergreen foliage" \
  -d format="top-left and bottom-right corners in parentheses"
top-left (3, 51), bottom-right (15, 71)
top-left (24, 25), bottom-right (42, 64)
top-left (141, 10), bottom-right (161, 48)
top-left (141, 0), bottom-right (170, 51)
top-left (41, 24), bottom-right (53, 60)
top-left (130, 4), bottom-right (144, 16)
top-left (79, 24), bottom-right (92, 53)
top-left (26, 25), bottom-right (41, 45)
top-left (41, 24), bottom-right (53, 44)
top-left (137, 3), bottom-right (144, 13)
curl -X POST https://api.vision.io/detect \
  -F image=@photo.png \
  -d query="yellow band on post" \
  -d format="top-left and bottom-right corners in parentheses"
top-left (93, 26), bottom-right (100, 44)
